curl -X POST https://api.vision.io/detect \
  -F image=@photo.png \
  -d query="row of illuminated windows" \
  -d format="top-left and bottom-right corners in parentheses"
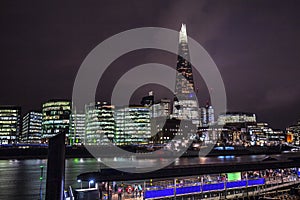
top-left (0, 116), bottom-right (18, 119)
top-left (0, 121), bottom-right (19, 127)
top-left (0, 123), bottom-right (19, 127)
top-left (42, 109), bottom-right (71, 115)
top-left (86, 122), bottom-right (114, 126)
top-left (43, 116), bottom-right (67, 120)
top-left (116, 130), bottom-right (150, 134)
top-left (0, 131), bottom-right (12, 135)
top-left (116, 126), bottom-right (150, 130)
top-left (115, 123), bottom-right (150, 127)
top-left (86, 129), bottom-right (115, 133)
top-left (29, 118), bottom-right (42, 122)
top-left (43, 102), bottom-right (70, 107)
top-left (0, 128), bottom-right (17, 132)
top-left (0, 110), bottom-right (19, 113)
top-left (42, 119), bottom-right (69, 124)
top-left (29, 122), bottom-right (42, 127)
top-left (29, 126), bottom-right (42, 130)
top-left (86, 111), bottom-right (113, 115)
top-left (0, 136), bottom-right (16, 139)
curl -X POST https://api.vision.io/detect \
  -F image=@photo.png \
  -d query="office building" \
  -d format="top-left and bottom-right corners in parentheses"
top-left (42, 100), bottom-right (71, 144)
top-left (151, 118), bottom-right (197, 147)
top-left (21, 111), bottom-right (42, 144)
top-left (0, 106), bottom-right (21, 144)
top-left (85, 102), bottom-right (115, 145)
top-left (151, 98), bottom-right (171, 118)
top-left (115, 106), bottom-right (151, 145)
top-left (217, 112), bottom-right (256, 125)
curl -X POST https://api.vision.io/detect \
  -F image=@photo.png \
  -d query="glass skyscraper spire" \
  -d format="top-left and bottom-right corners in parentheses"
top-left (175, 24), bottom-right (195, 95)
top-left (172, 24), bottom-right (200, 125)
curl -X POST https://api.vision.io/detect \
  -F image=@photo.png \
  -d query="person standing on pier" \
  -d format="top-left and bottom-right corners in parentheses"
top-left (117, 186), bottom-right (123, 200)
top-left (134, 184), bottom-right (138, 198)
top-left (138, 184), bottom-right (142, 197)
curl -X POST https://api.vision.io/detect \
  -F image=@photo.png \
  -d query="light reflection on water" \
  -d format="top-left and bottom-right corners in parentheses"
top-left (0, 158), bottom-right (100, 200)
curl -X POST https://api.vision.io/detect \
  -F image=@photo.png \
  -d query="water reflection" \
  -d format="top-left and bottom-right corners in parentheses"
top-left (0, 158), bottom-right (100, 200)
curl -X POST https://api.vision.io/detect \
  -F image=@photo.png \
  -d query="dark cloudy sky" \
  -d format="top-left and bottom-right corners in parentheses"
top-left (0, 0), bottom-right (299, 129)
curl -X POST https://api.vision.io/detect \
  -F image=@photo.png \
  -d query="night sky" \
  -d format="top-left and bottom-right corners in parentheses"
top-left (0, 1), bottom-right (299, 129)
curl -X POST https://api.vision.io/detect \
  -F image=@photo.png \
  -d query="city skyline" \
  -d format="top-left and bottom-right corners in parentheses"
top-left (1, 2), bottom-right (300, 200)
top-left (1, 1), bottom-right (300, 130)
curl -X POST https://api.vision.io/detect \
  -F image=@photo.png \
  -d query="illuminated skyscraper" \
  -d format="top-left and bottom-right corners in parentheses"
top-left (175, 24), bottom-right (195, 95)
top-left (42, 100), bottom-right (71, 144)
top-left (172, 24), bottom-right (199, 125)
top-left (21, 111), bottom-right (42, 144)
top-left (0, 106), bottom-right (21, 144)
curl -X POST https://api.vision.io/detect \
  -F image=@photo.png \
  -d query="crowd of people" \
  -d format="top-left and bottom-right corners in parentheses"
top-left (98, 182), bottom-right (144, 200)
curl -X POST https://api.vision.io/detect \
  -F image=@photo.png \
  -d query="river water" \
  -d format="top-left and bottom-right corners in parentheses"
top-left (0, 158), bottom-right (103, 200)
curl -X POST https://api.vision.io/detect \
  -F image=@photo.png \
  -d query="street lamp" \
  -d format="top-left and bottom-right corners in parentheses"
top-left (77, 179), bottom-right (82, 189)
top-left (89, 180), bottom-right (95, 188)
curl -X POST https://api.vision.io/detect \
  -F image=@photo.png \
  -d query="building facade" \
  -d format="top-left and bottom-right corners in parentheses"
top-left (85, 102), bottom-right (115, 145)
top-left (200, 103), bottom-right (215, 127)
top-left (151, 118), bottom-right (197, 148)
top-left (217, 112), bottom-right (256, 125)
top-left (69, 113), bottom-right (85, 145)
top-left (151, 98), bottom-right (171, 118)
top-left (21, 111), bottom-right (42, 144)
top-left (115, 106), bottom-right (151, 145)
top-left (42, 100), bottom-right (71, 144)
top-left (287, 120), bottom-right (300, 145)
top-left (0, 106), bottom-right (21, 144)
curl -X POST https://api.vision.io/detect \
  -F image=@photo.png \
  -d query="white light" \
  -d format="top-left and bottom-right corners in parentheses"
top-left (88, 179), bottom-right (95, 188)
top-left (77, 179), bottom-right (81, 183)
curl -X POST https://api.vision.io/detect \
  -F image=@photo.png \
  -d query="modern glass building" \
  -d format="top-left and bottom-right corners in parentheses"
top-left (85, 102), bottom-right (115, 145)
top-left (42, 100), bottom-right (71, 144)
top-left (115, 106), bottom-right (151, 145)
top-left (172, 24), bottom-right (200, 125)
top-left (0, 106), bottom-right (21, 144)
top-left (21, 111), bottom-right (42, 144)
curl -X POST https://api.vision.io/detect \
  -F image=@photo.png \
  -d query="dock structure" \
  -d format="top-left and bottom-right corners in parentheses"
top-left (78, 153), bottom-right (300, 182)
top-left (76, 153), bottom-right (300, 199)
